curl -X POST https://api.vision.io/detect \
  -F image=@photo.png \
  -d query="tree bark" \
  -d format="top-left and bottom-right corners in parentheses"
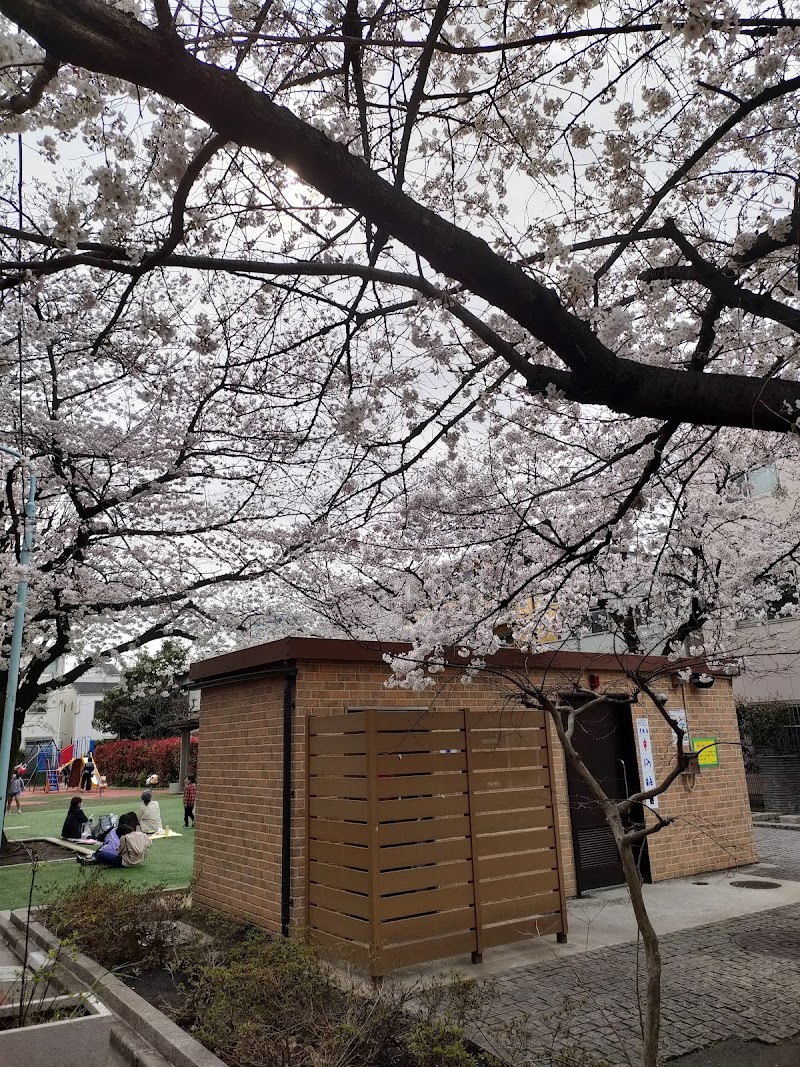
top-left (610, 808), bottom-right (662, 1067)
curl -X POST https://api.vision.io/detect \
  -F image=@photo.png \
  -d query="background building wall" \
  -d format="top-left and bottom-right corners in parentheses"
top-left (20, 663), bottom-right (121, 750)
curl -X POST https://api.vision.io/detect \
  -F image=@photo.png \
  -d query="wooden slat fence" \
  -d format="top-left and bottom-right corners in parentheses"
top-left (306, 707), bottom-right (567, 976)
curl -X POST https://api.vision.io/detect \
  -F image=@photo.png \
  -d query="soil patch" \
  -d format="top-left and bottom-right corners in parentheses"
top-left (179, 906), bottom-right (267, 951)
top-left (0, 839), bottom-right (78, 866)
top-left (122, 968), bottom-right (192, 1016)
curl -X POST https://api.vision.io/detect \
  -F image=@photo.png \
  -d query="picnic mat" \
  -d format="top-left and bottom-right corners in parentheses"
top-left (149, 828), bottom-right (182, 838)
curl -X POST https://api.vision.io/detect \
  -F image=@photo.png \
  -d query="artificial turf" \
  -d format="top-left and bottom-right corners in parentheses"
top-left (0, 790), bottom-right (194, 910)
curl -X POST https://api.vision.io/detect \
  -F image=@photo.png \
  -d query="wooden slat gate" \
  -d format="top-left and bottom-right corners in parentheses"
top-left (306, 707), bottom-right (567, 976)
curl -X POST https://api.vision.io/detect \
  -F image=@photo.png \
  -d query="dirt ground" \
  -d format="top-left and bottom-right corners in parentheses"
top-left (0, 838), bottom-right (77, 866)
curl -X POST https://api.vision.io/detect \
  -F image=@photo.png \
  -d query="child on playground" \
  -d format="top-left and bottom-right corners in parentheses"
top-left (6, 770), bottom-right (23, 813)
top-left (80, 752), bottom-right (96, 792)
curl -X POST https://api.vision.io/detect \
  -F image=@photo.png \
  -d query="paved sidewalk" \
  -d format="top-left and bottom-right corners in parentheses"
top-left (462, 827), bottom-right (800, 1064)
top-left (753, 826), bottom-right (800, 882)
top-left (478, 902), bottom-right (800, 1065)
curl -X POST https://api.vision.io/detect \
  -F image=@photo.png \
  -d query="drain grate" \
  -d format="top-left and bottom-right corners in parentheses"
top-left (733, 927), bottom-right (800, 960)
top-left (730, 878), bottom-right (782, 889)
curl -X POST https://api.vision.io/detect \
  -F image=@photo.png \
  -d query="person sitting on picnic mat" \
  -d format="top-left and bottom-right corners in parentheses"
top-left (91, 821), bottom-right (123, 865)
top-left (80, 812), bottom-right (151, 867)
top-left (61, 795), bottom-right (89, 839)
top-left (137, 789), bottom-right (163, 834)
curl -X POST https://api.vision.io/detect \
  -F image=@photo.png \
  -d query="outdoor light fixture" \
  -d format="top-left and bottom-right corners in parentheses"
top-left (689, 672), bottom-right (715, 689)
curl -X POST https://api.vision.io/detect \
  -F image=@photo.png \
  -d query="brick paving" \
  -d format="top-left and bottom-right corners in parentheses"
top-left (752, 826), bottom-right (800, 882)
top-left (475, 829), bottom-right (800, 1065)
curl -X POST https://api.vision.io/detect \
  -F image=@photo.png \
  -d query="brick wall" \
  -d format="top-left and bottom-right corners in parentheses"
top-left (638, 675), bottom-right (757, 881)
top-left (193, 658), bottom-right (755, 935)
top-left (192, 676), bottom-right (288, 931)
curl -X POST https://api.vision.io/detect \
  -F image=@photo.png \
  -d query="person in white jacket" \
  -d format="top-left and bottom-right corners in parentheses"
top-left (137, 790), bottom-right (163, 834)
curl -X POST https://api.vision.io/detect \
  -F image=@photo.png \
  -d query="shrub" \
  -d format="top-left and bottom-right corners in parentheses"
top-left (406, 1021), bottom-right (481, 1067)
top-left (93, 736), bottom-right (198, 787)
top-left (43, 878), bottom-right (184, 970)
top-left (184, 939), bottom-right (347, 1067)
top-left (182, 940), bottom-right (498, 1067)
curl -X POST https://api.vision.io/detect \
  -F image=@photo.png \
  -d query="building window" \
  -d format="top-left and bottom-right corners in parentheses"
top-left (733, 464), bottom-right (780, 499)
top-left (587, 607), bottom-right (610, 634)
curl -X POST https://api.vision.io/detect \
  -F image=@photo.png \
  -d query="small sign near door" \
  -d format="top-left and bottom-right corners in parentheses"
top-left (636, 717), bottom-right (659, 809)
top-left (669, 708), bottom-right (690, 748)
top-left (692, 737), bottom-right (720, 767)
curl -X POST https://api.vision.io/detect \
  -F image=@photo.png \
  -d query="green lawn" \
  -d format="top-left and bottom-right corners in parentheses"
top-left (0, 791), bottom-right (194, 911)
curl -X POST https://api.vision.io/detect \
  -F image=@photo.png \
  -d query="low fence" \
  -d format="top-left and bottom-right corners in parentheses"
top-left (306, 707), bottom-right (567, 976)
top-left (746, 770), bottom-right (764, 811)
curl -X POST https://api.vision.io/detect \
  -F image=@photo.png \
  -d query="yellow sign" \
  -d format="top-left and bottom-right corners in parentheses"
top-left (692, 737), bottom-right (719, 767)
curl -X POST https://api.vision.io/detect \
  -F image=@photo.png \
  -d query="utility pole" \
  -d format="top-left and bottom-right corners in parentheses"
top-left (0, 444), bottom-right (36, 848)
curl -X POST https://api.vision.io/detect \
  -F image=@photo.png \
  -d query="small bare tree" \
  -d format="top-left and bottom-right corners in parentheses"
top-left (480, 660), bottom-right (714, 1067)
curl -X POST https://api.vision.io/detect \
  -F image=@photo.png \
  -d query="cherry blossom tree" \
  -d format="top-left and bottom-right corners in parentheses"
top-left (0, 257), bottom-right (350, 787)
top-left (0, 4), bottom-right (799, 1059)
top-left (0, 2), bottom-right (796, 672)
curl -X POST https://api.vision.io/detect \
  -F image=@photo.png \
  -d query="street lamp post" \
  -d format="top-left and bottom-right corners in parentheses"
top-left (0, 444), bottom-right (36, 848)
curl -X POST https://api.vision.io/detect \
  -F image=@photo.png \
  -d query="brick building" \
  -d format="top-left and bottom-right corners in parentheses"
top-left (189, 637), bottom-right (755, 969)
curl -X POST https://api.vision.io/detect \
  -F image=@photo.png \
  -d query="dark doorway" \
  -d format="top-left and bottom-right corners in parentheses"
top-left (563, 695), bottom-right (650, 893)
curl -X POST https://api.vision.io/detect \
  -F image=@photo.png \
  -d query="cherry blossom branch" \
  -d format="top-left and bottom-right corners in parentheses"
top-left (640, 263), bottom-right (800, 336)
top-left (0, 51), bottom-right (57, 113)
top-left (596, 74), bottom-right (800, 281)
top-left (3, 0), bottom-right (800, 430)
top-left (394, 0), bottom-right (450, 190)
top-left (185, 18), bottom-right (800, 55)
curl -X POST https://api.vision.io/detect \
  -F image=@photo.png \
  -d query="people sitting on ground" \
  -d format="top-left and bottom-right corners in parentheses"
top-left (117, 811), bottom-right (140, 834)
top-left (118, 824), bottom-right (152, 866)
top-left (82, 811), bottom-right (151, 867)
top-left (137, 789), bottom-right (163, 834)
top-left (92, 821), bottom-right (123, 866)
top-left (62, 795), bottom-right (89, 839)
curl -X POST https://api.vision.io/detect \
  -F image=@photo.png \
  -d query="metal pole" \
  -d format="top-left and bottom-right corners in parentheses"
top-left (0, 444), bottom-right (36, 847)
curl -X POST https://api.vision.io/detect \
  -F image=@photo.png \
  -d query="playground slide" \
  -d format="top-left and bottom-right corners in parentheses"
top-left (60, 755), bottom-right (102, 789)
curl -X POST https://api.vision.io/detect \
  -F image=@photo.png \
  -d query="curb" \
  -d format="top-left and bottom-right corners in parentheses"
top-left (756, 822), bottom-right (800, 833)
top-left (7, 909), bottom-right (226, 1067)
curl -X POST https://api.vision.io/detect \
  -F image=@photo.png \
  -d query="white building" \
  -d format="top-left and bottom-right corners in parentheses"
top-left (21, 660), bottom-right (122, 751)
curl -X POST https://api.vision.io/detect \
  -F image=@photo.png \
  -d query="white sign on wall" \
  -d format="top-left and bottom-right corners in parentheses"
top-left (669, 708), bottom-right (690, 749)
top-left (636, 717), bottom-right (659, 809)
